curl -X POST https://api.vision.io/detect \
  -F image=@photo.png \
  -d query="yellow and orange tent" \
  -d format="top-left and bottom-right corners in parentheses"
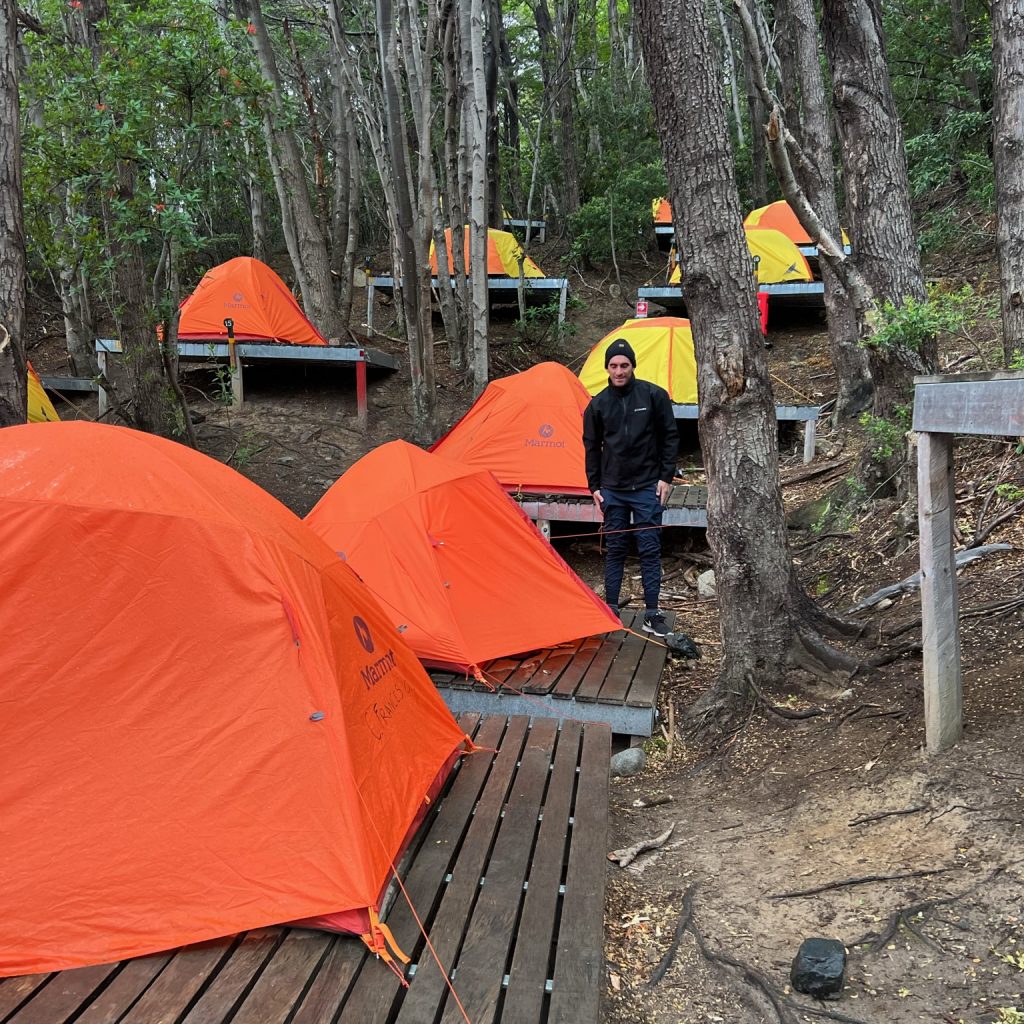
top-left (27, 363), bottom-right (59, 423)
top-left (306, 441), bottom-right (617, 674)
top-left (579, 318), bottom-right (698, 404)
top-left (669, 227), bottom-right (812, 286)
top-left (177, 256), bottom-right (328, 345)
top-left (430, 362), bottom-right (592, 494)
top-left (429, 227), bottom-right (545, 278)
top-left (744, 200), bottom-right (850, 247)
top-left (652, 197), bottom-right (672, 225)
top-left (0, 421), bottom-right (467, 976)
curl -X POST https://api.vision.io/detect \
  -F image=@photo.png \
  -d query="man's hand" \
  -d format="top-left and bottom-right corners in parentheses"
top-left (656, 480), bottom-right (671, 505)
top-left (592, 489), bottom-right (604, 515)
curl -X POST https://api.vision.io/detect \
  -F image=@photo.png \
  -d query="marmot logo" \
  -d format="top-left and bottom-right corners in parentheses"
top-left (353, 616), bottom-right (374, 653)
top-left (538, 424), bottom-right (554, 438)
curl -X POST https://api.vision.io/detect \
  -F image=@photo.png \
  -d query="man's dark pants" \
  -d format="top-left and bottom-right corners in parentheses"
top-left (601, 485), bottom-right (663, 611)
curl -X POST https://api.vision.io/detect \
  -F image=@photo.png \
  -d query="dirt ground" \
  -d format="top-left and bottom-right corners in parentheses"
top-left (30, 239), bottom-right (1024, 1024)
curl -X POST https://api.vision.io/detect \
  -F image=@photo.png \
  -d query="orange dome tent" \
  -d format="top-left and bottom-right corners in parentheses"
top-left (176, 256), bottom-right (329, 345)
top-left (306, 441), bottom-right (617, 675)
top-left (743, 200), bottom-right (850, 247)
top-left (430, 362), bottom-right (592, 494)
top-left (0, 422), bottom-right (468, 977)
top-left (429, 227), bottom-right (544, 278)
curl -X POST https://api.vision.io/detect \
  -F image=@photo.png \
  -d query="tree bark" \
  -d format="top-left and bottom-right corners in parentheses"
top-left (950, 0), bottom-right (982, 108)
top-left (822, 0), bottom-right (932, 493)
top-left (773, 0), bottom-right (872, 417)
top-left (0, 0), bottom-right (26, 425)
top-left (742, 33), bottom-right (768, 204)
top-left (716, 0), bottom-right (745, 147)
top-left (992, 0), bottom-right (1024, 365)
top-left (635, 0), bottom-right (796, 704)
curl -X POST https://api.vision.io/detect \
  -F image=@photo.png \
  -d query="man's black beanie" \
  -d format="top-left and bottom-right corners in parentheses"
top-left (604, 338), bottom-right (636, 368)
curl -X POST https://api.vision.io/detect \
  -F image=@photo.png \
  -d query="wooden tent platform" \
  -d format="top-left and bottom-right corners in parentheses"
top-left (512, 485), bottom-right (708, 533)
top-left (637, 280), bottom-right (825, 312)
top-left (672, 402), bottom-right (820, 463)
top-left (0, 714), bottom-right (610, 1024)
top-left (431, 610), bottom-right (674, 737)
top-left (94, 338), bottom-right (397, 425)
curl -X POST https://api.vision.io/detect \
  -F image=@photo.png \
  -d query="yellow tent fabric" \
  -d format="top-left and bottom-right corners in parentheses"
top-left (669, 228), bottom-right (812, 285)
top-left (27, 364), bottom-right (59, 423)
top-left (744, 200), bottom-right (851, 247)
top-left (429, 227), bottom-right (544, 278)
top-left (579, 317), bottom-right (697, 404)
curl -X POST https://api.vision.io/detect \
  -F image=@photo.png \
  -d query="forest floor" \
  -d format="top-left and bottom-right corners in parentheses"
top-left (28, 229), bottom-right (1024, 1024)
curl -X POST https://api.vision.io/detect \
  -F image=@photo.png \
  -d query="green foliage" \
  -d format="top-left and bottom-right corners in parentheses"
top-left (569, 163), bottom-right (667, 264)
top-left (514, 298), bottom-right (580, 355)
top-left (867, 286), bottom-right (992, 354)
top-left (860, 406), bottom-right (912, 462)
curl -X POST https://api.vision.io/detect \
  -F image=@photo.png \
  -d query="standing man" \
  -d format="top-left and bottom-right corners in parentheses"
top-left (583, 338), bottom-right (679, 636)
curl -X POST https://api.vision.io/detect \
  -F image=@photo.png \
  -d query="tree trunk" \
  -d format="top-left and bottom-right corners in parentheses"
top-left (951, 0), bottom-right (982, 108)
top-left (822, 0), bottom-right (932, 493)
top-left (329, 50), bottom-right (360, 325)
top-left (742, 36), bottom-right (768, 204)
top-left (463, 0), bottom-right (490, 392)
top-left (716, 0), bottom-right (745, 148)
top-left (485, 0), bottom-right (503, 229)
top-left (775, 0), bottom-right (872, 417)
top-left (237, 0), bottom-right (343, 342)
top-left (993, 0), bottom-right (1024, 365)
top-left (635, 0), bottom-right (795, 704)
top-left (0, 0), bottom-right (26, 425)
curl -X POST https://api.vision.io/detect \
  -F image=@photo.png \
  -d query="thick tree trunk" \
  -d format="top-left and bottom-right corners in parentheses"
top-left (485, 0), bottom-right (503, 229)
top-left (993, 0), bottom-right (1024, 365)
top-left (635, 0), bottom-right (795, 703)
top-left (951, 0), bottom-right (982, 107)
top-left (237, 0), bottom-right (343, 342)
top-left (822, 0), bottom-right (932, 493)
top-left (775, 0), bottom-right (872, 417)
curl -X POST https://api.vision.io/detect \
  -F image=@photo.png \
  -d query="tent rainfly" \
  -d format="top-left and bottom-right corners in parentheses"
top-left (430, 362), bottom-right (593, 494)
top-left (177, 256), bottom-right (329, 345)
top-left (744, 200), bottom-right (850, 248)
top-left (306, 441), bottom-right (618, 675)
top-left (670, 227), bottom-right (812, 286)
top-left (27, 363), bottom-right (59, 423)
top-left (429, 227), bottom-right (545, 278)
top-left (0, 422), bottom-right (468, 976)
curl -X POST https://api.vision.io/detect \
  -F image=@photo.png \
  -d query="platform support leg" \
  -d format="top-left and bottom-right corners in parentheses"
top-left (97, 349), bottom-right (108, 417)
top-left (366, 281), bottom-right (376, 337)
top-left (356, 358), bottom-right (368, 429)
top-left (558, 283), bottom-right (567, 324)
top-left (537, 518), bottom-right (552, 542)
top-left (803, 417), bottom-right (817, 463)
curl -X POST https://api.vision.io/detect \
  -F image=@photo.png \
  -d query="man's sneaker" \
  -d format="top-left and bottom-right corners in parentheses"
top-left (642, 612), bottom-right (669, 637)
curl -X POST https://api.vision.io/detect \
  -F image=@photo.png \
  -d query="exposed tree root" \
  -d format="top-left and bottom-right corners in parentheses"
top-left (747, 673), bottom-right (824, 720)
top-left (770, 868), bottom-right (953, 900)
top-left (790, 629), bottom-right (866, 681)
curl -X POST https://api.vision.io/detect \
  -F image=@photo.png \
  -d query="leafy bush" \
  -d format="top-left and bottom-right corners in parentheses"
top-left (867, 285), bottom-right (994, 354)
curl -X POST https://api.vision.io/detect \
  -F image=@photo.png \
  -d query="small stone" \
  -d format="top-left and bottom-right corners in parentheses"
top-left (876, 597), bottom-right (894, 610)
top-left (696, 569), bottom-right (717, 598)
top-left (791, 937), bottom-right (846, 1000)
top-left (610, 747), bottom-right (646, 778)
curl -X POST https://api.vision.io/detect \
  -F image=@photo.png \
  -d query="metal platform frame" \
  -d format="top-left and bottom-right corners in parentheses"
top-left (365, 276), bottom-right (569, 336)
top-left (637, 281), bottom-right (826, 312)
top-left (94, 338), bottom-right (396, 427)
top-left (502, 217), bottom-right (547, 242)
top-left (672, 402), bottom-right (820, 463)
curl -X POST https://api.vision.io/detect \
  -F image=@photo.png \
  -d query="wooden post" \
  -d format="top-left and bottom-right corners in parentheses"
top-left (558, 282), bottom-right (568, 324)
top-left (97, 347), bottom-right (108, 418)
top-left (366, 279), bottom-right (376, 337)
top-left (356, 355), bottom-right (368, 429)
top-left (537, 518), bottom-right (552, 542)
top-left (224, 318), bottom-right (243, 408)
top-left (802, 416), bottom-right (817, 463)
top-left (917, 430), bottom-right (962, 753)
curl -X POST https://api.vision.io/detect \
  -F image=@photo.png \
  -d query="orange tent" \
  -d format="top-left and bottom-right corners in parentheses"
top-left (306, 441), bottom-right (617, 674)
top-left (428, 227), bottom-right (544, 277)
top-left (0, 422), bottom-right (467, 977)
top-left (743, 200), bottom-right (850, 247)
top-left (177, 256), bottom-right (329, 345)
top-left (430, 362), bottom-right (591, 494)
top-left (652, 197), bottom-right (672, 225)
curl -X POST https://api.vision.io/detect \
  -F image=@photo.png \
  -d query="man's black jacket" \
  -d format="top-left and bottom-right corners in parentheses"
top-left (582, 377), bottom-right (679, 492)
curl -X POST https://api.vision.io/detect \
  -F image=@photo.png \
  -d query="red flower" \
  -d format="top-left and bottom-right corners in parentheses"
top-left (154, 203), bottom-right (166, 212)
top-left (95, 103), bottom-right (106, 112)
top-left (217, 67), bottom-right (229, 78)
top-left (69, 1), bottom-right (82, 8)
top-left (246, 22), bottom-right (256, 34)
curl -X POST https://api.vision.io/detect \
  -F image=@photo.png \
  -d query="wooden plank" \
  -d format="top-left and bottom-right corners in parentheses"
top-left (5, 963), bottom-right (119, 1024)
top-left (391, 719), bottom-right (531, 1024)
top-left (74, 954), bottom-right (173, 1024)
top-left (912, 374), bottom-right (1024, 436)
top-left (594, 617), bottom-right (648, 704)
top-left (178, 930), bottom-right (282, 1024)
top-left (437, 719), bottom-right (560, 1024)
top-left (523, 638), bottom-right (588, 695)
top-left (118, 939), bottom-right (238, 1024)
top-left (550, 636), bottom-right (605, 699)
top-left (335, 715), bottom-right (510, 1023)
top-left (574, 614), bottom-right (634, 702)
top-left (499, 648), bottom-right (555, 696)
top-left (502, 722), bottom-right (583, 1024)
top-left (225, 931), bottom-right (331, 1024)
top-left (0, 976), bottom-right (52, 1020)
top-left (547, 724), bottom-right (611, 1023)
top-left (289, 940), bottom-right (366, 1024)
top-left (626, 610), bottom-right (675, 709)
top-left (917, 431), bottom-right (963, 753)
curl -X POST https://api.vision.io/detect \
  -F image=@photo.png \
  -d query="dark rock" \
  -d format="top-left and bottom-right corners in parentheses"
top-left (791, 937), bottom-right (846, 1000)
top-left (609, 747), bottom-right (646, 778)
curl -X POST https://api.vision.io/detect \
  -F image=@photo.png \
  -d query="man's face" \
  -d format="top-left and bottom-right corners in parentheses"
top-left (607, 355), bottom-right (634, 387)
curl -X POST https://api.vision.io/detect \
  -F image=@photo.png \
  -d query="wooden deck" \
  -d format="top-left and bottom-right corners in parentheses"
top-left (0, 714), bottom-right (610, 1024)
top-left (431, 609), bottom-right (674, 737)
top-left (514, 485), bottom-right (708, 532)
